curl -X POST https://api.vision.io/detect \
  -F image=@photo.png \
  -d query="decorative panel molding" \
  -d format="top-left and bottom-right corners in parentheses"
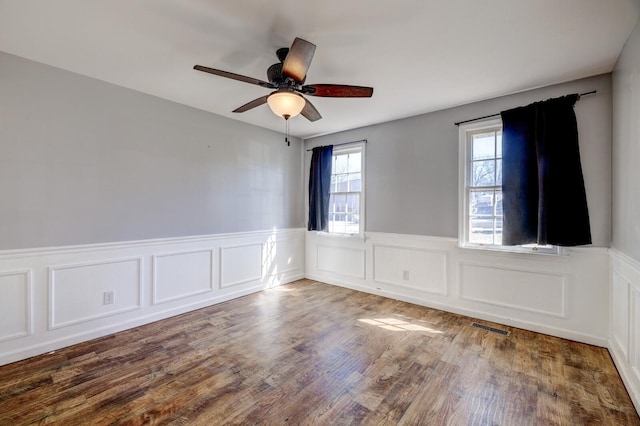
top-left (49, 257), bottom-right (142, 329)
top-left (152, 250), bottom-right (213, 305)
top-left (459, 262), bottom-right (567, 318)
top-left (372, 244), bottom-right (447, 295)
top-left (264, 238), bottom-right (302, 276)
top-left (220, 243), bottom-right (263, 288)
top-left (0, 270), bottom-right (32, 342)
top-left (612, 271), bottom-right (631, 359)
top-left (317, 244), bottom-right (365, 279)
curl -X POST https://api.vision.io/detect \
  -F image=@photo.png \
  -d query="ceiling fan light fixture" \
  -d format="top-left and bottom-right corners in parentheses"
top-left (267, 91), bottom-right (305, 119)
top-left (194, 37), bottom-right (372, 123)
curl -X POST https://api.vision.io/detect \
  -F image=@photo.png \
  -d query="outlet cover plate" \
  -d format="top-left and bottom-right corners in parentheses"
top-left (103, 291), bottom-right (114, 305)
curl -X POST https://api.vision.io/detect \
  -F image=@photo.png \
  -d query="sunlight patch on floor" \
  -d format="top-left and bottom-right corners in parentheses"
top-left (267, 286), bottom-right (296, 292)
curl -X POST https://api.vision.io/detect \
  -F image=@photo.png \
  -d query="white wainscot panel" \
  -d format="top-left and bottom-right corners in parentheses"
top-left (317, 244), bottom-right (365, 279)
top-left (0, 270), bottom-right (32, 341)
top-left (220, 243), bottom-right (262, 288)
top-left (49, 258), bottom-right (142, 329)
top-left (612, 271), bottom-right (631, 359)
top-left (373, 245), bottom-right (447, 295)
top-left (459, 263), bottom-right (566, 318)
top-left (263, 238), bottom-right (301, 277)
top-left (633, 286), bottom-right (640, 383)
top-left (153, 250), bottom-right (213, 304)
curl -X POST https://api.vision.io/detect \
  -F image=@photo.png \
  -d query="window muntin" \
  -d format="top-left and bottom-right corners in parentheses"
top-left (328, 146), bottom-right (363, 235)
top-left (459, 120), bottom-right (557, 254)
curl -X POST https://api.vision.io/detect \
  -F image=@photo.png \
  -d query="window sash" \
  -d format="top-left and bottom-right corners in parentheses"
top-left (327, 146), bottom-right (364, 236)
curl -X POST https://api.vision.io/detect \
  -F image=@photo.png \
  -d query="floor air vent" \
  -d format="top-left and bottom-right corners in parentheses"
top-left (471, 322), bottom-right (510, 336)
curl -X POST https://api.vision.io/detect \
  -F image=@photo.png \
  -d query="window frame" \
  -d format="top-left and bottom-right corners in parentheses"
top-left (326, 142), bottom-right (365, 238)
top-left (458, 118), bottom-right (560, 255)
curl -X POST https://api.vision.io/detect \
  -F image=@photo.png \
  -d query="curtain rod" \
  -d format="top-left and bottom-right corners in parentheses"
top-left (453, 90), bottom-right (597, 126)
top-left (306, 139), bottom-right (367, 152)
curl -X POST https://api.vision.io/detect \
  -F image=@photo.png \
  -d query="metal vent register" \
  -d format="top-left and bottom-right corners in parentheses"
top-left (471, 322), bottom-right (510, 336)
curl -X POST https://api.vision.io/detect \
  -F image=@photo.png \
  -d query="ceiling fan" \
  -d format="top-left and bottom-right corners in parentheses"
top-left (193, 37), bottom-right (374, 122)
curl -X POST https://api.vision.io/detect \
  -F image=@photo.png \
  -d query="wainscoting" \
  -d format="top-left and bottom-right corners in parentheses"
top-left (610, 249), bottom-right (640, 412)
top-left (0, 228), bottom-right (304, 366)
top-left (3, 226), bottom-right (635, 411)
top-left (306, 231), bottom-right (610, 347)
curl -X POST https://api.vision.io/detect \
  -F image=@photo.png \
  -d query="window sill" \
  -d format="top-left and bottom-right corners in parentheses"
top-left (313, 231), bottom-right (365, 241)
top-left (458, 243), bottom-right (565, 257)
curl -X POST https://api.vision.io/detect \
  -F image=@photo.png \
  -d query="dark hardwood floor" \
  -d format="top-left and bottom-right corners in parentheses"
top-left (0, 279), bottom-right (637, 425)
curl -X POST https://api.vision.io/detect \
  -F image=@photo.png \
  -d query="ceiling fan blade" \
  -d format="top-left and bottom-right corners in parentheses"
top-left (303, 84), bottom-right (374, 98)
top-left (194, 65), bottom-right (276, 89)
top-left (233, 95), bottom-right (269, 113)
top-left (282, 38), bottom-right (316, 82)
top-left (301, 98), bottom-right (322, 122)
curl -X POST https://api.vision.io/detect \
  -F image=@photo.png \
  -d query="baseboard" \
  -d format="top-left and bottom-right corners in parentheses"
top-left (0, 275), bottom-right (304, 366)
top-left (610, 339), bottom-right (640, 414)
top-left (306, 272), bottom-right (608, 347)
top-left (0, 229), bottom-right (305, 366)
top-left (306, 231), bottom-right (610, 346)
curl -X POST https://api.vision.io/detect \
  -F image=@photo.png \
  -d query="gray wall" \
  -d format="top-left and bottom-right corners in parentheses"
top-left (305, 74), bottom-right (612, 247)
top-left (613, 17), bottom-right (640, 261)
top-left (0, 52), bottom-right (304, 250)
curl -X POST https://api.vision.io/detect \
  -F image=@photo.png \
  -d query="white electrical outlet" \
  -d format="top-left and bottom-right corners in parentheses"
top-left (402, 270), bottom-right (410, 280)
top-left (103, 290), bottom-right (115, 305)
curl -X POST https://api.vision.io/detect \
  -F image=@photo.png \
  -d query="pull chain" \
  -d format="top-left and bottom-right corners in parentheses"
top-left (284, 114), bottom-right (291, 146)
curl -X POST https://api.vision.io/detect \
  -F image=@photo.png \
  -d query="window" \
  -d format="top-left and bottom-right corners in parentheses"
top-left (459, 119), bottom-right (557, 254)
top-left (328, 144), bottom-right (364, 235)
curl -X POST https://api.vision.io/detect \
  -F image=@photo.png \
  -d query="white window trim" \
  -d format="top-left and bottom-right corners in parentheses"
top-left (458, 118), bottom-right (560, 255)
top-left (321, 142), bottom-right (366, 239)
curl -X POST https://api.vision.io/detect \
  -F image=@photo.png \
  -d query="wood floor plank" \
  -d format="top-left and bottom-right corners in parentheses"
top-left (0, 279), bottom-right (637, 425)
top-left (502, 371), bottom-right (538, 426)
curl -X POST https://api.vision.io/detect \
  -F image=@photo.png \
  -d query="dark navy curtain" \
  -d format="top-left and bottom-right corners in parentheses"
top-left (500, 94), bottom-right (591, 246)
top-left (308, 145), bottom-right (333, 231)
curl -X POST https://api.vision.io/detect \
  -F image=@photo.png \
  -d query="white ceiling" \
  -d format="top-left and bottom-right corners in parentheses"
top-left (1, 1), bottom-right (638, 139)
